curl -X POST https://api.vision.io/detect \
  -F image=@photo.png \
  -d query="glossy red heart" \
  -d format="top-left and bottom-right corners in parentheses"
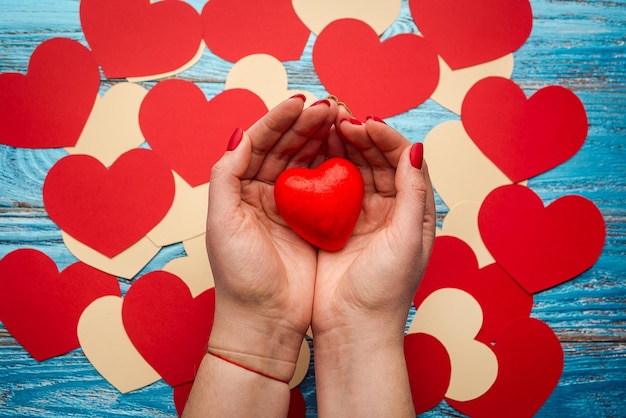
top-left (462, 76), bottom-right (588, 182)
top-left (0, 249), bottom-right (120, 361)
top-left (404, 332), bottom-right (452, 414)
top-left (478, 184), bottom-right (605, 294)
top-left (139, 79), bottom-right (268, 186)
top-left (80, 0), bottom-right (203, 79)
top-left (201, 0), bottom-right (310, 62)
top-left (313, 18), bottom-right (439, 119)
top-left (274, 158), bottom-right (364, 251)
top-left (447, 318), bottom-right (564, 418)
top-left (42, 148), bottom-right (175, 258)
top-left (122, 271), bottom-right (215, 387)
top-left (409, 0), bottom-right (533, 69)
top-left (0, 38), bottom-right (100, 149)
top-left (414, 236), bottom-right (533, 343)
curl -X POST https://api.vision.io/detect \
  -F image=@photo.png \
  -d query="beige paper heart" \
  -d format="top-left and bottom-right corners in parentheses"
top-left (424, 121), bottom-right (520, 209)
top-left (78, 296), bottom-right (161, 393)
top-left (146, 172), bottom-right (209, 247)
top-left (62, 231), bottom-right (160, 279)
top-left (163, 235), bottom-right (214, 298)
top-left (441, 201), bottom-right (495, 268)
top-left (289, 338), bottom-right (312, 389)
top-left (65, 82), bottom-right (148, 167)
top-left (292, 0), bottom-right (401, 35)
top-left (225, 54), bottom-right (316, 109)
top-left (432, 54), bottom-right (514, 115)
top-left (409, 288), bottom-right (498, 402)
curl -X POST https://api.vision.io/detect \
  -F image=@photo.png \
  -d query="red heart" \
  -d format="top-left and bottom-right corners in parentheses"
top-left (201, 0), bottom-right (310, 63)
top-left (409, 0), bottom-right (533, 69)
top-left (122, 271), bottom-right (215, 387)
top-left (274, 158), bottom-right (364, 251)
top-left (414, 236), bottom-right (533, 343)
top-left (80, 0), bottom-right (203, 79)
top-left (447, 318), bottom-right (564, 418)
top-left (478, 184), bottom-right (605, 294)
top-left (42, 148), bottom-right (175, 258)
top-left (312, 18), bottom-right (439, 120)
top-left (139, 79), bottom-right (268, 187)
top-left (173, 382), bottom-right (194, 417)
top-left (462, 77), bottom-right (588, 182)
top-left (0, 249), bottom-right (120, 361)
top-left (0, 38), bottom-right (100, 149)
top-left (404, 332), bottom-right (452, 414)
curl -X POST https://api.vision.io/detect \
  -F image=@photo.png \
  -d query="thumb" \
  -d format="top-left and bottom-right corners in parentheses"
top-left (391, 143), bottom-right (435, 253)
top-left (207, 128), bottom-right (252, 224)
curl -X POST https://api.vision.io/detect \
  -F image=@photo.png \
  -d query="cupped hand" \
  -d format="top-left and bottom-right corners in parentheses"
top-left (312, 109), bottom-right (437, 341)
top-left (205, 96), bottom-right (337, 381)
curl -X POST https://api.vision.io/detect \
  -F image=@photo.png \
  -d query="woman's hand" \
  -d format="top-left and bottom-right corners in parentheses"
top-left (312, 109), bottom-right (436, 416)
top-left (206, 96), bottom-right (338, 380)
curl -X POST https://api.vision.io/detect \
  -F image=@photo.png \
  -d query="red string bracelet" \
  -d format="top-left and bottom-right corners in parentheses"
top-left (208, 351), bottom-right (290, 384)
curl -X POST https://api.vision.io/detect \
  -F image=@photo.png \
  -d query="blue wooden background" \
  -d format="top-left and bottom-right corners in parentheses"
top-left (1, 0), bottom-right (625, 416)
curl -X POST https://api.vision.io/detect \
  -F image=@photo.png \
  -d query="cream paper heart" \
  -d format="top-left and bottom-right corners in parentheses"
top-left (65, 83), bottom-right (148, 166)
top-left (62, 231), bottom-right (160, 279)
top-left (163, 234), bottom-right (214, 298)
top-left (292, 0), bottom-right (401, 35)
top-left (290, 338), bottom-right (312, 389)
top-left (424, 121), bottom-right (523, 209)
top-left (441, 201), bottom-right (495, 268)
top-left (146, 172), bottom-right (209, 247)
top-left (225, 54), bottom-right (316, 109)
top-left (78, 295), bottom-right (161, 393)
top-left (409, 288), bottom-right (498, 402)
top-left (431, 54), bottom-right (514, 115)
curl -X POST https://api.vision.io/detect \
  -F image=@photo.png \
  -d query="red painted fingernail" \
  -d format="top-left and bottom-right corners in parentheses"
top-left (410, 142), bottom-right (424, 169)
top-left (341, 117), bottom-right (362, 126)
top-left (290, 94), bottom-right (306, 101)
top-left (311, 99), bottom-right (331, 107)
top-left (227, 127), bottom-right (243, 151)
top-left (366, 115), bottom-right (387, 124)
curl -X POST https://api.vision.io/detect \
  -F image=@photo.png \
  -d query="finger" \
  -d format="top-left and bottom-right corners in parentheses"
top-left (285, 99), bottom-right (339, 169)
top-left (390, 143), bottom-right (436, 269)
top-left (254, 99), bottom-right (336, 182)
top-left (338, 117), bottom-right (397, 196)
top-left (207, 131), bottom-right (252, 229)
top-left (364, 118), bottom-right (412, 168)
top-left (243, 95), bottom-right (306, 179)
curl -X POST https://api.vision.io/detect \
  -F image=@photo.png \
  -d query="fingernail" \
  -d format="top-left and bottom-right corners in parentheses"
top-left (341, 117), bottom-right (362, 126)
top-left (311, 99), bottom-right (331, 107)
top-left (410, 142), bottom-right (424, 169)
top-left (290, 94), bottom-right (306, 101)
top-left (366, 115), bottom-right (387, 124)
top-left (227, 127), bottom-right (243, 151)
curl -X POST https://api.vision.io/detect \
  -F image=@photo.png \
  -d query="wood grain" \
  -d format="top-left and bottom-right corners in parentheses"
top-left (1, 0), bottom-right (625, 416)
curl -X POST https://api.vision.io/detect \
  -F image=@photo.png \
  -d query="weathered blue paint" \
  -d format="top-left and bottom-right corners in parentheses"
top-left (0, 0), bottom-right (625, 416)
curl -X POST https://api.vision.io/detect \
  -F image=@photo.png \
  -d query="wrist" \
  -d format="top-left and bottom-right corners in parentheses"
top-left (208, 301), bottom-right (307, 383)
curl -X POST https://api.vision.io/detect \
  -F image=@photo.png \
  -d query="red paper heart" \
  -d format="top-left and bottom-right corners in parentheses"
top-left (274, 158), bottom-right (364, 251)
top-left (80, 0), bottom-right (203, 79)
top-left (0, 249), bottom-right (120, 361)
top-left (139, 79), bottom-right (268, 186)
top-left (478, 184), bottom-right (605, 294)
top-left (173, 382), bottom-right (194, 417)
top-left (201, 0), bottom-right (310, 62)
top-left (447, 318), bottom-right (564, 418)
top-left (462, 76), bottom-right (588, 182)
top-left (312, 18), bottom-right (439, 120)
top-left (43, 148), bottom-right (175, 258)
top-left (122, 271), bottom-right (215, 387)
top-left (409, 0), bottom-right (533, 69)
top-left (0, 38), bottom-right (100, 149)
top-left (404, 332), bottom-right (452, 414)
top-left (414, 236), bottom-right (533, 343)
